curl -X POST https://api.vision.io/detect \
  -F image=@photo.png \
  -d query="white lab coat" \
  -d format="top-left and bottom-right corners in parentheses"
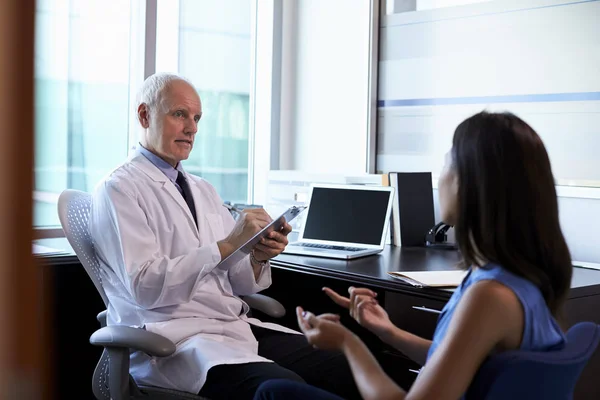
top-left (89, 152), bottom-right (300, 395)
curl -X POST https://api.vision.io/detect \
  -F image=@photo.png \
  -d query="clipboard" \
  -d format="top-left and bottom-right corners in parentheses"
top-left (217, 206), bottom-right (307, 271)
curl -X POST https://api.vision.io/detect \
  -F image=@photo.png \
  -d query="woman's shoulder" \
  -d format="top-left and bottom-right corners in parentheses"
top-left (468, 263), bottom-right (541, 297)
top-left (466, 263), bottom-right (551, 324)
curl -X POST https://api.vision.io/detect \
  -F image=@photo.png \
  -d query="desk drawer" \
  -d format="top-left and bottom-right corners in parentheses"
top-left (384, 291), bottom-right (447, 340)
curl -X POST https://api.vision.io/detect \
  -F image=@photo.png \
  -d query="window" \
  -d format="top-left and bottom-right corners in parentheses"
top-left (156, 0), bottom-right (253, 205)
top-left (34, 0), bottom-right (138, 227)
top-left (34, 0), bottom-right (275, 232)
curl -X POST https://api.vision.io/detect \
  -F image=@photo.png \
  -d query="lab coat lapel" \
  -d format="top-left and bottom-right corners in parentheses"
top-left (184, 172), bottom-right (203, 226)
top-left (131, 154), bottom-right (200, 239)
top-left (162, 181), bottom-right (200, 237)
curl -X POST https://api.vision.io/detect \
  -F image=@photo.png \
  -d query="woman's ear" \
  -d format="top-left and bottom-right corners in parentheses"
top-left (451, 170), bottom-right (459, 196)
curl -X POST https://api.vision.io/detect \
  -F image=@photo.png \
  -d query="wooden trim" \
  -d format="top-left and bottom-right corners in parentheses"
top-left (33, 228), bottom-right (65, 240)
top-left (0, 0), bottom-right (49, 398)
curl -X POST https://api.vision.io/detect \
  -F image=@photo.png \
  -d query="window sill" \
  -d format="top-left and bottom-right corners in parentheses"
top-left (33, 227), bottom-right (65, 240)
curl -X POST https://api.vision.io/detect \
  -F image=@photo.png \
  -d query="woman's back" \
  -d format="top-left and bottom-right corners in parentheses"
top-left (427, 264), bottom-right (566, 362)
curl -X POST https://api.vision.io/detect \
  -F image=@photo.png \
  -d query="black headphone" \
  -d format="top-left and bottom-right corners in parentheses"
top-left (425, 222), bottom-right (457, 250)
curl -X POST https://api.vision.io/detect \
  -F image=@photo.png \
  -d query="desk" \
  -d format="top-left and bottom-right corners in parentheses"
top-left (36, 239), bottom-right (600, 399)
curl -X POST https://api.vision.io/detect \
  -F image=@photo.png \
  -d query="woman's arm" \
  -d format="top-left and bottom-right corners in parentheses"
top-left (341, 332), bottom-right (408, 400)
top-left (377, 325), bottom-right (432, 366)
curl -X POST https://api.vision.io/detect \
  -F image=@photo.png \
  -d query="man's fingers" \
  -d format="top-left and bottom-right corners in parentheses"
top-left (279, 222), bottom-right (292, 235)
top-left (254, 243), bottom-right (285, 254)
top-left (253, 243), bottom-right (279, 257)
top-left (265, 231), bottom-right (289, 245)
top-left (322, 287), bottom-right (350, 308)
top-left (244, 209), bottom-right (272, 224)
top-left (258, 238), bottom-right (285, 250)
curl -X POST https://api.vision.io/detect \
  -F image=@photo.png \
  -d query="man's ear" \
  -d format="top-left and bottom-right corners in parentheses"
top-left (138, 103), bottom-right (150, 129)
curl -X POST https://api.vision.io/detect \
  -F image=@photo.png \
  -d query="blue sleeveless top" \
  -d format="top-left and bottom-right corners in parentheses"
top-left (426, 263), bottom-right (565, 366)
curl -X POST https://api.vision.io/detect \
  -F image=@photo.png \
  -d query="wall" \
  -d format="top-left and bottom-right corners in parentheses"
top-left (378, 0), bottom-right (600, 263)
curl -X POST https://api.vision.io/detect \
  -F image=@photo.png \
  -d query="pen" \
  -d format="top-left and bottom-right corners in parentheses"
top-left (223, 203), bottom-right (244, 214)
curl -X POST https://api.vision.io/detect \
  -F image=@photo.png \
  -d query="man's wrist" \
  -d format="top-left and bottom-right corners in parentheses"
top-left (217, 240), bottom-right (235, 260)
top-left (250, 249), bottom-right (268, 265)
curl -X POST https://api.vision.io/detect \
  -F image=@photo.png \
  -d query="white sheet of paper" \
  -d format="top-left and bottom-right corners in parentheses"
top-left (573, 260), bottom-right (600, 271)
top-left (388, 270), bottom-right (469, 287)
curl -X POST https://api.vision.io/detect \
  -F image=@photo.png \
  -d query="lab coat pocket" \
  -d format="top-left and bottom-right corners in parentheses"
top-left (204, 213), bottom-right (225, 241)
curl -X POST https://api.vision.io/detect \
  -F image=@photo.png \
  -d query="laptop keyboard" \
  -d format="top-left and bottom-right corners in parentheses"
top-left (294, 243), bottom-right (367, 252)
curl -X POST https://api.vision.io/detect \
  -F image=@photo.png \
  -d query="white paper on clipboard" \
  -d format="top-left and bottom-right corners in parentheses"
top-left (217, 206), bottom-right (307, 271)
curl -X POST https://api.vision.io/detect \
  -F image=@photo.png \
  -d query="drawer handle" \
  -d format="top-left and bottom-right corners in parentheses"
top-left (409, 368), bottom-right (421, 374)
top-left (412, 305), bottom-right (442, 314)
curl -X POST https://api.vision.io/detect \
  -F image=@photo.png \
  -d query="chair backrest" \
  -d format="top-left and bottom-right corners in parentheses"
top-left (466, 321), bottom-right (600, 400)
top-left (57, 189), bottom-right (109, 306)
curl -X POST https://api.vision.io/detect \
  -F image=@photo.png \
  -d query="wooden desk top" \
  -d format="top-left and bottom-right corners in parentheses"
top-left (35, 238), bottom-right (600, 299)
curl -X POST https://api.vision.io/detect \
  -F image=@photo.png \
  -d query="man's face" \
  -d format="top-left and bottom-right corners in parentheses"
top-left (143, 80), bottom-right (202, 167)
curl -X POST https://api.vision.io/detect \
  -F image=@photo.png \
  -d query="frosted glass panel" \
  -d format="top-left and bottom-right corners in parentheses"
top-left (378, 0), bottom-right (600, 187)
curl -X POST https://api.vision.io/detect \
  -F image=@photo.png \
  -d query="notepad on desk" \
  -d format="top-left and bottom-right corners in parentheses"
top-left (387, 270), bottom-right (468, 288)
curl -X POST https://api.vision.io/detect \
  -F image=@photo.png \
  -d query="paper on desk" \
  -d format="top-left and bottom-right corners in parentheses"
top-left (33, 243), bottom-right (68, 256)
top-left (387, 270), bottom-right (468, 288)
top-left (572, 260), bottom-right (600, 271)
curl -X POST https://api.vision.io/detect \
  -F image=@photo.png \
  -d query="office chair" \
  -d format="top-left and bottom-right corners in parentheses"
top-left (57, 189), bottom-right (287, 400)
top-left (466, 321), bottom-right (600, 400)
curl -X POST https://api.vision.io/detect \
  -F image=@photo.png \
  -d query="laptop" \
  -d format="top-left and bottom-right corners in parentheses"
top-left (283, 183), bottom-right (395, 260)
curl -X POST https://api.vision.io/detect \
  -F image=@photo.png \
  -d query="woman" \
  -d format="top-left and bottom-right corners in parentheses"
top-left (253, 111), bottom-right (573, 400)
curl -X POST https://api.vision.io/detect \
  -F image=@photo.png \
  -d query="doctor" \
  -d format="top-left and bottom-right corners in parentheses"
top-left (89, 72), bottom-right (359, 400)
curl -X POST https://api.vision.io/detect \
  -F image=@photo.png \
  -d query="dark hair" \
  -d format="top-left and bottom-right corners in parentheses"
top-left (452, 111), bottom-right (572, 317)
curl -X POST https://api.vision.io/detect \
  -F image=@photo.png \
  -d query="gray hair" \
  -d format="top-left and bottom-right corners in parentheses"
top-left (136, 72), bottom-right (193, 114)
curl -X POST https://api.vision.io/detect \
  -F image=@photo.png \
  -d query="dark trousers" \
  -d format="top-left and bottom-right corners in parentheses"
top-left (254, 379), bottom-right (345, 400)
top-left (198, 325), bottom-right (361, 400)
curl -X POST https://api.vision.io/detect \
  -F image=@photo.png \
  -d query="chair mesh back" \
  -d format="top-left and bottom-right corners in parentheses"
top-left (57, 189), bottom-right (109, 306)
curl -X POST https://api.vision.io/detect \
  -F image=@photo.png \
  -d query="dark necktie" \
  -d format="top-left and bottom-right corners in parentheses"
top-left (176, 171), bottom-right (198, 227)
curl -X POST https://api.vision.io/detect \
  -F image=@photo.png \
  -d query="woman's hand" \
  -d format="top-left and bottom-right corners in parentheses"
top-left (296, 306), bottom-right (353, 351)
top-left (323, 286), bottom-right (396, 338)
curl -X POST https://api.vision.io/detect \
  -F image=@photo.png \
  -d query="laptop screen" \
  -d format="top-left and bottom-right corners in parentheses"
top-left (302, 186), bottom-right (391, 246)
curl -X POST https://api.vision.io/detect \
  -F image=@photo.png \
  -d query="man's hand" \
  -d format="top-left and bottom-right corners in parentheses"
top-left (252, 221), bottom-right (292, 262)
top-left (217, 209), bottom-right (273, 259)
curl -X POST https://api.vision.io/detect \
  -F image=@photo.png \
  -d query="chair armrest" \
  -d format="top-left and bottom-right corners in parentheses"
top-left (242, 294), bottom-right (286, 318)
top-left (97, 310), bottom-right (107, 327)
top-left (90, 326), bottom-right (176, 357)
